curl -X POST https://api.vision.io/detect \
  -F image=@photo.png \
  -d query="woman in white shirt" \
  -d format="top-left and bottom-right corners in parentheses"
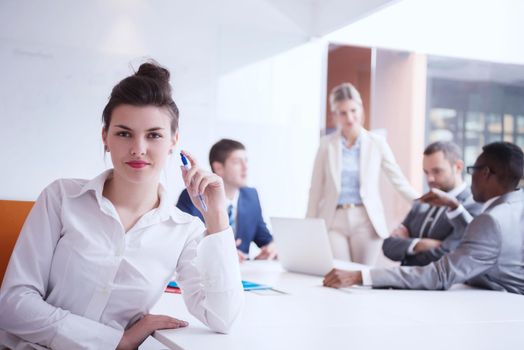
top-left (0, 62), bottom-right (244, 349)
top-left (307, 83), bottom-right (418, 266)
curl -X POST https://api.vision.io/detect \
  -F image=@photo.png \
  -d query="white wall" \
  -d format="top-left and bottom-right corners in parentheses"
top-left (214, 41), bottom-right (325, 218)
top-left (0, 0), bottom-right (326, 221)
top-left (165, 39), bottom-right (326, 219)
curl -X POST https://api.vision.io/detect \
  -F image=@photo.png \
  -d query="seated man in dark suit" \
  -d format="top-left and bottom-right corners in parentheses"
top-left (177, 139), bottom-right (276, 262)
top-left (324, 142), bottom-right (524, 294)
top-left (383, 141), bottom-right (482, 266)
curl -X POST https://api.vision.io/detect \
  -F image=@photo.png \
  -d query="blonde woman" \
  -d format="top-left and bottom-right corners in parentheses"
top-left (307, 83), bottom-right (418, 266)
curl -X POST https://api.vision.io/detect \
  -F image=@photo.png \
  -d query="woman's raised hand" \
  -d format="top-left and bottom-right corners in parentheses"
top-left (180, 151), bottom-right (229, 234)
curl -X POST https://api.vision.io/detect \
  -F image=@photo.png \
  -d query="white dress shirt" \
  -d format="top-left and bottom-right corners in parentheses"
top-left (0, 170), bottom-right (244, 350)
top-left (406, 182), bottom-right (469, 255)
top-left (225, 190), bottom-right (240, 227)
top-left (444, 182), bottom-right (476, 221)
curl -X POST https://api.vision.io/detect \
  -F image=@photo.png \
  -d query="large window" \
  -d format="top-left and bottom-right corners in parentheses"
top-left (426, 57), bottom-right (524, 169)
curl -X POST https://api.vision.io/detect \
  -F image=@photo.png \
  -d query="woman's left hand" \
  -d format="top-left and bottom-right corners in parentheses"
top-left (117, 314), bottom-right (188, 350)
top-left (180, 151), bottom-right (229, 234)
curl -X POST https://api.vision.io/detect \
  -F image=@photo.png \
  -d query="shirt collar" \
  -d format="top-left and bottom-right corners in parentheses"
top-left (340, 131), bottom-right (362, 150)
top-left (447, 182), bottom-right (467, 197)
top-left (225, 190), bottom-right (240, 209)
top-left (68, 169), bottom-right (112, 202)
top-left (69, 169), bottom-right (193, 224)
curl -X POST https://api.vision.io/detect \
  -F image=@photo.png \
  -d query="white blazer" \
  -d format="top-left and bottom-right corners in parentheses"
top-left (306, 129), bottom-right (419, 238)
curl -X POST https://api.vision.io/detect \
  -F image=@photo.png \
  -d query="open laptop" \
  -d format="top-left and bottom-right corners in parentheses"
top-left (270, 217), bottom-right (334, 276)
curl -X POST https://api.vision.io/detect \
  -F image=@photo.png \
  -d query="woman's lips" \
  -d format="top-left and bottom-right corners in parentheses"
top-left (125, 161), bottom-right (150, 169)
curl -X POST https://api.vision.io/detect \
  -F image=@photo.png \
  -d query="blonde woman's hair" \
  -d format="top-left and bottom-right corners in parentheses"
top-left (329, 82), bottom-right (363, 112)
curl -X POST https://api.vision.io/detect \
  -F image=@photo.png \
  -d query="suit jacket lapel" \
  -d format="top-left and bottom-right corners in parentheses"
top-left (235, 190), bottom-right (246, 237)
top-left (427, 186), bottom-right (468, 237)
top-left (455, 185), bottom-right (472, 203)
top-left (328, 131), bottom-right (342, 192)
top-left (359, 129), bottom-right (370, 189)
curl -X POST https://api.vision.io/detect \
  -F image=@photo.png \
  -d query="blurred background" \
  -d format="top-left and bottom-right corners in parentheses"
top-left (1, 0), bottom-right (523, 231)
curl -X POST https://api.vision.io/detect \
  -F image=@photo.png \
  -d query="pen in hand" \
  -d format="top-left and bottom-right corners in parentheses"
top-left (180, 152), bottom-right (208, 212)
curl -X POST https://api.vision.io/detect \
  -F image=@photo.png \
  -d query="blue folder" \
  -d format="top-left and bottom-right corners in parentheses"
top-left (241, 280), bottom-right (272, 291)
top-left (167, 280), bottom-right (271, 291)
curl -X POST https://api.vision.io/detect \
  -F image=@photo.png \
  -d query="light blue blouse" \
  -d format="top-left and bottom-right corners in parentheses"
top-left (337, 134), bottom-right (363, 205)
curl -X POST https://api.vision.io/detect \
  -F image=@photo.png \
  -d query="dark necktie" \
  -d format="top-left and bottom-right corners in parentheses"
top-left (227, 204), bottom-right (236, 233)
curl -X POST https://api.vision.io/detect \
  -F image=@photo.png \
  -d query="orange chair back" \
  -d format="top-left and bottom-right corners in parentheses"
top-left (0, 200), bottom-right (35, 284)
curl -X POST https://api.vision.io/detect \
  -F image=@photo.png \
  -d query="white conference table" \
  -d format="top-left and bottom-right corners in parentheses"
top-left (151, 260), bottom-right (524, 350)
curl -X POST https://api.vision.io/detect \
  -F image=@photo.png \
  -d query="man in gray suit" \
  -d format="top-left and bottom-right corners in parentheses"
top-left (383, 141), bottom-right (482, 266)
top-left (324, 142), bottom-right (524, 294)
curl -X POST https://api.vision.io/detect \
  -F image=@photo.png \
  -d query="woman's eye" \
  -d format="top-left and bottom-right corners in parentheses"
top-left (116, 131), bottom-right (131, 137)
top-left (148, 133), bottom-right (162, 139)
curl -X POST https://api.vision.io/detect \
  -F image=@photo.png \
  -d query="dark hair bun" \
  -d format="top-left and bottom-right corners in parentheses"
top-left (102, 59), bottom-right (180, 133)
top-left (135, 62), bottom-right (170, 84)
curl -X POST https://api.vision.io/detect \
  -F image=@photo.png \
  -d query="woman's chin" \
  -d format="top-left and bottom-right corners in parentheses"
top-left (115, 167), bottom-right (160, 185)
top-left (342, 124), bottom-right (358, 133)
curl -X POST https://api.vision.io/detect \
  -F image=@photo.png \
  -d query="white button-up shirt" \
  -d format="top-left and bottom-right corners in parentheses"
top-left (0, 170), bottom-right (244, 350)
